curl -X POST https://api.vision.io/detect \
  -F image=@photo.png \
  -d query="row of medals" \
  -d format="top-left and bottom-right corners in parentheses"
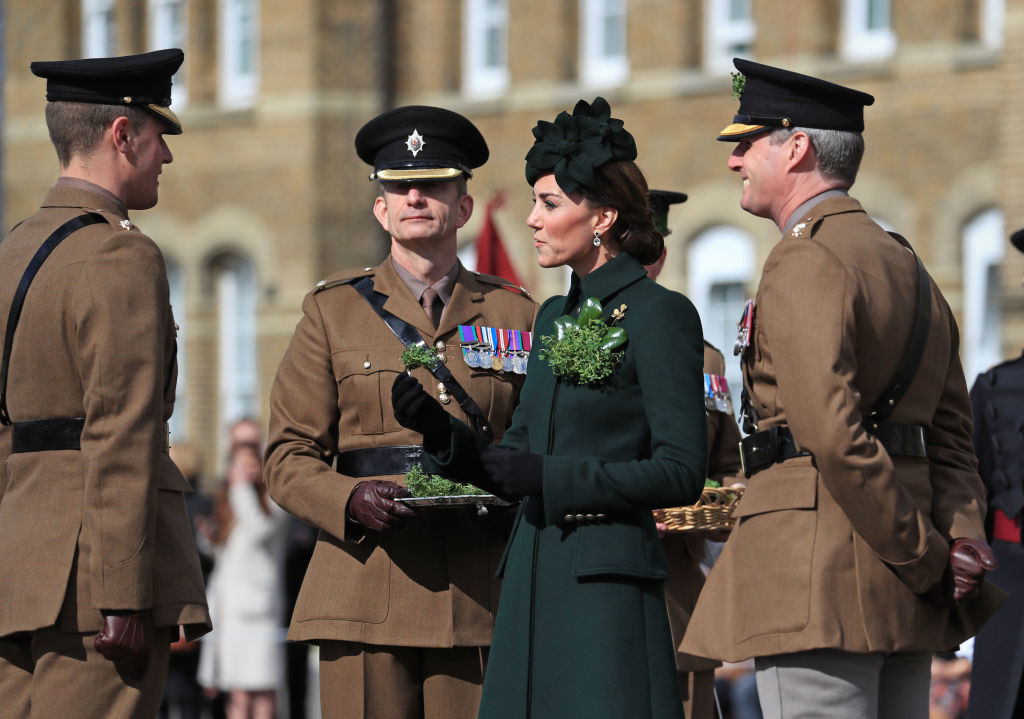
top-left (462, 344), bottom-right (529, 374)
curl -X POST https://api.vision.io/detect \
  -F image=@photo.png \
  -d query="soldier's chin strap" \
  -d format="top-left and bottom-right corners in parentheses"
top-left (349, 276), bottom-right (494, 442)
top-left (0, 213), bottom-right (106, 426)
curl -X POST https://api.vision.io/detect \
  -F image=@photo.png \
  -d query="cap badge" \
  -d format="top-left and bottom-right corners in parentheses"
top-left (405, 129), bottom-right (425, 157)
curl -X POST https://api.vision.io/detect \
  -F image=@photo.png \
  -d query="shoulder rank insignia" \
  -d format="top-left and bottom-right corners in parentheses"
top-left (459, 325), bottom-right (531, 374)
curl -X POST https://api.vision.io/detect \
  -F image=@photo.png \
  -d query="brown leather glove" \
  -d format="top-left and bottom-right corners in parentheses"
top-left (346, 480), bottom-right (416, 531)
top-left (94, 611), bottom-right (152, 682)
top-left (949, 537), bottom-right (998, 604)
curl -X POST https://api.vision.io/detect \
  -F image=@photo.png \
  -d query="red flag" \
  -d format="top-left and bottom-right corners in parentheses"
top-left (475, 192), bottom-right (523, 288)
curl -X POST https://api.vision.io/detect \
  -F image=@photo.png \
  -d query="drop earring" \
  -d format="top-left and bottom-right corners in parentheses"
top-left (593, 230), bottom-right (601, 247)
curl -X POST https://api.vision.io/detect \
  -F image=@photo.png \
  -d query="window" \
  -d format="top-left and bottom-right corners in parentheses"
top-left (213, 253), bottom-right (259, 453)
top-left (704, 0), bottom-right (756, 75)
top-left (962, 208), bottom-right (1004, 382)
top-left (980, 0), bottom-right (1005, 49)
top-left (219, 0), bottom-right (259, 108)
top-left (687, 226), bottom-right (756, 416)
top-left (841, 0), bottom-right (896, 61)
top-left (149, 0), bottom-right (188, 107)
top-left (579, 0), bottom-right (628, 88)
top-left (166, 259), bottom-right (188, 441)
top-left (463, 0), bottom-right (509, 98)
top-left (82, 0), bottom-right (117, 58)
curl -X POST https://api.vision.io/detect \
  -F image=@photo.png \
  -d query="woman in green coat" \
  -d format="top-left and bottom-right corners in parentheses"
top-left (393, 98), bottom-right (708, 718)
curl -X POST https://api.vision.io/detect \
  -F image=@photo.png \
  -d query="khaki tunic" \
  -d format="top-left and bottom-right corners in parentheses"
top-left (682, 196), bottom-right (1002, 663)
top-left (0, 185), bottom-right (211, 639)
top-left (663, 342), bottom-right (742, 675)
top-left (264, 257), bottom-right (536, 647)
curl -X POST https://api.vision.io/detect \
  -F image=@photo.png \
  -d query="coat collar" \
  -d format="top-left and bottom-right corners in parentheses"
top-left (784, 194), bottom-right (867, 240)
top-left (373, 256), bottom-right (491, 339)
top-left (42, 181), bottom-right (129, 220)
top-left (562, 253), bottom-right (649, 315)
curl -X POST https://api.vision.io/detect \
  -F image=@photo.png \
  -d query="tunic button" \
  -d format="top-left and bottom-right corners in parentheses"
top-left (564, 514), bottom-right (575, 523)
top-left (596, 513), bottom-right (607, 520)
top-left (363, 361), bottom-right (371, 369)
top-left (574, 514), bottom-right (586, 522)
top-left (435, 340), bottom-right (446, 351)
top-left (584, 514), bottom-right (595, 522)
top-left (436, 354), bottom-right (446, 363)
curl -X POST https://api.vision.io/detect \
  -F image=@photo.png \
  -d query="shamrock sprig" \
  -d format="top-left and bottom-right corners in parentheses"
top-left (538, 298), bottom-right (628, 386)
top-left (401, 343), bottom-right (441, 371)
top-left (405, 463), bottom-right (488, 497)
top-left (730, 72), bottom-right (746, 100)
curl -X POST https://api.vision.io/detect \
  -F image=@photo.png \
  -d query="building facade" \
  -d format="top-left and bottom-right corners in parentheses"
top-left (4, 0), bottom-right (1021, 478)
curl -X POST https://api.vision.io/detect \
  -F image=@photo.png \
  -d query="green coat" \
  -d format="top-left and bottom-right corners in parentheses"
top-left (428, 253), bottom-right (707, 718)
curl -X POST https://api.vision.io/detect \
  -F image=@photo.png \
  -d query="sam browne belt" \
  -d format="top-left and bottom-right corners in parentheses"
top-left (336, 445), bottom-right (424, 478)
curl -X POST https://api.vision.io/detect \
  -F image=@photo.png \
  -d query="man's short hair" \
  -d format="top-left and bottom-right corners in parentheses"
top-left (45, 101), bottom-right (150, 167)
top-left (769, 126), bottom-right (865, 186)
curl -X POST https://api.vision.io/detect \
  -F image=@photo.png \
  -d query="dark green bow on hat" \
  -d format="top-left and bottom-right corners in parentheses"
top-left (524, 97), bottom-right (637, 195)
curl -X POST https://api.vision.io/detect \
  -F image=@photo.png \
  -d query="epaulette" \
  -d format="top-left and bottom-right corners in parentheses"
top-left (470, 270), bottom-right (531, 298)
top-left (313, 266), bottom-right (375, 293)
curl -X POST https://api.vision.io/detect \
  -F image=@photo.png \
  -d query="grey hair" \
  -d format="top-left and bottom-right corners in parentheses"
top-left (768, 126), bottom-right (864, 186)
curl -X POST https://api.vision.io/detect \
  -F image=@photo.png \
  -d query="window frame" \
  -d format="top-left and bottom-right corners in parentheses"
top-left (82, 0), bottom-right (117, 58)
top-left (463, 0), bottom-right (509, 98)
top-left (148, 0), bottom-right (188, 108)
top-left (218, 0), bottom-right (260, 109)
top-left (703, 0), bottom-right (756, 75)
top-left (840, 0), bottom-right (896, 61)
top-left (579, 0), bottom-right (629, 88)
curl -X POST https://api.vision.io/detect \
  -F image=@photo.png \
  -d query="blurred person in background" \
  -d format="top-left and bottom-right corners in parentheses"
top-left (199, 424), bottom-right (289, 719)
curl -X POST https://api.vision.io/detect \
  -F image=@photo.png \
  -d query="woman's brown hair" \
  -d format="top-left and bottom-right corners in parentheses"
top-left (580, 160), bottom-right (663, 265)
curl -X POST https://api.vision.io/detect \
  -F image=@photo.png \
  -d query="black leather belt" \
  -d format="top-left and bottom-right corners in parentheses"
top-left (739, 426), bottom-right (810, 478)
top-left (11, 417), bottom-right (85, 453)
top-left (740, 422), bottom-right (928, 478)
top-left (336, 445), bottom-right (423, 477)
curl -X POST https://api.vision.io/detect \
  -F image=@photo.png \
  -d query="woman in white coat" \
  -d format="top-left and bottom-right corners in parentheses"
top-left (199, 442), bottom-right (290, 719)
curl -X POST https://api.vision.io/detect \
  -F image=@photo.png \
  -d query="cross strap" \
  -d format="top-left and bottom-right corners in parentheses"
top-left (0, 212), bottom-right (106, 425)
top-left (350, 276), bottom-right (494, 441)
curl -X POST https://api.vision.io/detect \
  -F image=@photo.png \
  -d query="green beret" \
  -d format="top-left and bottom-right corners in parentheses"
top-left (524, 97), bottom-right (637, 195)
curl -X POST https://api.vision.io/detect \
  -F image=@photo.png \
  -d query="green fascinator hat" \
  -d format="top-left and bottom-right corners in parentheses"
top-left (524, 97), bottom-right (638, 195)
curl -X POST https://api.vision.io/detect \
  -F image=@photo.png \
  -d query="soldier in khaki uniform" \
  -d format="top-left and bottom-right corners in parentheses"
top-left (0, 50), bottom-right (211, 718)
top-left (681, 58), bottom-right (1002, 719)
top-left (264, 106), bottom-right (536, 719)
top-left (647, 190), bottom-right (743, 719)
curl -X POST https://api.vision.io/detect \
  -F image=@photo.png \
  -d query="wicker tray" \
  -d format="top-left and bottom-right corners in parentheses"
top-left (653, 485), bottom-right (744, 533)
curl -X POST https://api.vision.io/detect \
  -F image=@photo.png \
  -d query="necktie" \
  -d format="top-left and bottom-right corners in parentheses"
top-left (421, 287), bottom-right (442, 328)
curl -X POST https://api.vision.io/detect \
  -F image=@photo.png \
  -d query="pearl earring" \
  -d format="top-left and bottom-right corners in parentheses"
top-left (593, 231), bottom-right (601, 247)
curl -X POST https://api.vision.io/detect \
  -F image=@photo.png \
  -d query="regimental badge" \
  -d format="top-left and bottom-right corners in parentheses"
top-left (734, 299), bottom-right (755, 357)
top-left (405, 129), bottom-right (425, 157)
top-left (119, 219), bottom-right (131, 230)
top-left (704, 373), bottom-right (734, 415)
top-left (791, 222), bottom-right (807, 237)
top-left (459, 325), bottom-right (532, 375)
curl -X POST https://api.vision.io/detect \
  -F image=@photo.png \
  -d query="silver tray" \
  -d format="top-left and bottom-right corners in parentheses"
top-left (397, 494), bottom-right (514, 515)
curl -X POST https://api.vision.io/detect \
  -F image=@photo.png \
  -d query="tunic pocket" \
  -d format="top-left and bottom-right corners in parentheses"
top-left (730, 460), bottom-right (818, 641)
top-left (333, 350), bottom-right (404, 435)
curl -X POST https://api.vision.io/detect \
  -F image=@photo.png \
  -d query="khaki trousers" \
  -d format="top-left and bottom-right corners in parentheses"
top-left (0, 626), bottom-right (171, 719)
top-left (754, 649), bottom-right (931, 719)
top-left (679, 669), bottom-right (718, 719)
top-left (319, 641), bottom-right (488, 719)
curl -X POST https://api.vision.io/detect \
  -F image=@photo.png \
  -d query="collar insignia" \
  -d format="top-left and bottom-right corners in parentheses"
top-left (119, 219), bottom-right (131, 230)
top-left (405, 129), bottom-right (425, 157)
top-left (791, 222), bottom-right (807, 237)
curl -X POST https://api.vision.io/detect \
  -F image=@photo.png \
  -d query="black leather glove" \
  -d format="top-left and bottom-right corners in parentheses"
top-left (94, 611), bottom-right (153, 682)
top-left (346, 480), bottom-right (416, 531)
top-left (391, 373), bottom-right (452, 450)
top-left (478, 445), bottom-right (544, 501)
top-left (949, 537), bottom-right (997, 604)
